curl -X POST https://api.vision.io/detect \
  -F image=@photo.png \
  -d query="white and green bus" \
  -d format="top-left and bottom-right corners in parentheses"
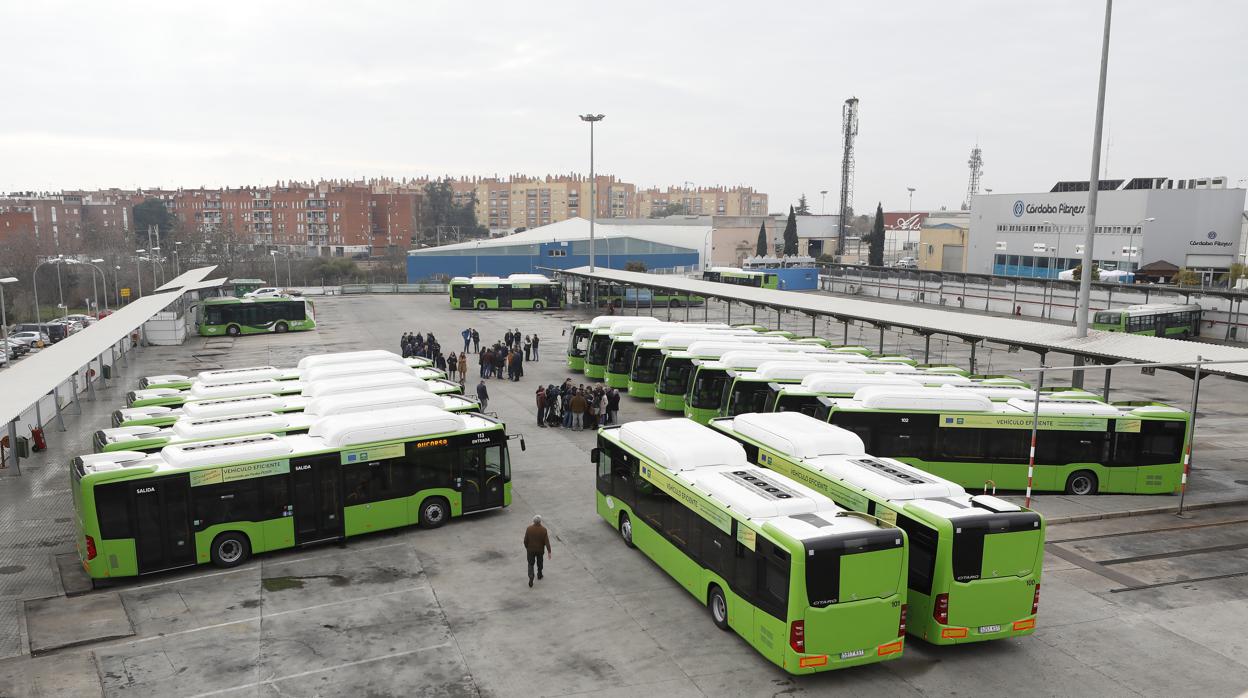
top-left (450, 274), bottom-right (563, 310)
top-left (594, 418), bottom-right (908, 673)
top-left (625, 328), bottom-right (765, 398)
top-left (1091, 303), bottom-right (1202, 338)
top-left (566, 316), bottom-right (661, 371)
top-left (682, 348), bottom-right (851, 424)
top-left (710, 411), bottom-right (1044, 645)
top-left (815, 386), bottom-right (1190, 495)
top-left (602, 323), bottom-right (749, 389)
top-left (198, 296), bottom-right (316, 337)
top-left (583, 319), bottom-right (669, 380)
top-left (127, 369), bottom-right (463, 410)
top-left (139, 350), bottom-right (433, 390)
top-left (98, 388), bottom-right (480, 453)
top-left (74, 407), bottom-right (519, 579)
top-left (702, 267), bottom-right (780, 289)
top-left (653, 339), bottom-right (800, 413)
top-left (127, 360), bottom-right (450, 408)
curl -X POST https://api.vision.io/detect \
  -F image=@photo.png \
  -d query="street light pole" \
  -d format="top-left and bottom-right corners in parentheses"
top-left (270, 251), bottom-right (279, 285)
top-left (174, 241), bottom-right (182, 278)
top-left (579, 112), bottom-right (605, 311)
top-left (1076, 0), bottom-right (1114, 339)
top-left (0, 277), bottom-right (17, 348)
top-left (135, 251), bottom-right (145, 298)
top-left (820, 190), bottom-right (828, 215)
top-left (1127, 217), bottom-right (1155, 273)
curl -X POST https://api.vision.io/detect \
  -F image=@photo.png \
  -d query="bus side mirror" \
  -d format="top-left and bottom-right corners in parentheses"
top-left (590, 447), bottom-right (600, 464)
top-left (520, 438), bottom-right (526, 452)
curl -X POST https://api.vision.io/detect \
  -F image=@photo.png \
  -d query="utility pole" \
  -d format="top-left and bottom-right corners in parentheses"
top-left (579, 113), bottom-right (605, 310)
top-left (836, 97), bottom-right (859, 257)
top-left (1074, 0), bottom-right (1113, 387)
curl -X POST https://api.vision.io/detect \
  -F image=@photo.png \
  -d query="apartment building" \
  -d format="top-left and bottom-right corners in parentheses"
top-left (635, 185), bottom-right (768, 219)
top-left (430, 174), bottom-right (637, 232)
top-left (0, 192), bottom-right (134, 252)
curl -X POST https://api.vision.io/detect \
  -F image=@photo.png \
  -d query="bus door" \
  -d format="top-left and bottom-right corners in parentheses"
top-left (498, 286), bottom-right (514, 308)
top-left (292, 454), bottom-right (344, 544)
top-left (1154, 314), bottom-right (1167, 337)
top-left (455, 445), bottom-right (506, 512)
top-left (132, 476), bottom-right (195, 574)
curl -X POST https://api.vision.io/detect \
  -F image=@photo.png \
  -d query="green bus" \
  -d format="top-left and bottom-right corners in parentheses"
top-left (723, 363), bottom-right (884, 419)
top-left (583, 319), bottom-right (666, 380)
top-left (73, 406), bottom-right (518, 579)
top-left (127, 370), bottom-right (462, 409)
top-left (814, 386), bottom-right (1190, 495)
top-left (683, 349), bottom-right (860, 425)
top-left (624, 328), bottom-right (764, 398)
top-left (602, 323), bottom-right (744, 388)
top-left (97, 389), bottom-right (480, 453)
top-left (450, 274), bottom-right (563, 310)
top-left (653, 339), bottom-right (798, 413)
top-left (703, 267), bottom-right (779, 289)
top-left (710, 411), bottom-right (1044, 645)
top-left (765, 375), bottom-right (1097, 417)
top-left (566, 316), bottom-right (659, 372)
top-left (594, 418), bottom-right (908, 673)
top-left (198, 296), bottom-right (316, 337)
top-left (139, 351), bottom-right (433, 390)
top-left (1091, 303), bottom-right (1202, 338)
top-left (581, 282), bottom-right (703, 309)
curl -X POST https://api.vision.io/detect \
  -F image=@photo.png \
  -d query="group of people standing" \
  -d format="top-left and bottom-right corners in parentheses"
top-left (400, 331), bottom-right (469, 387)
top-left (534, 379), bottom-right (620, 431)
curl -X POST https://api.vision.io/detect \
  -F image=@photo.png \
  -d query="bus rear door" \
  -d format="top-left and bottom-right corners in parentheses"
top-left (132, 476), bottom-right (195, 574)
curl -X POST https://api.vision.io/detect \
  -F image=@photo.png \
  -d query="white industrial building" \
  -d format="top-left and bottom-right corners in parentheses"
top-left (967, 177), bottom-right (1245, 285)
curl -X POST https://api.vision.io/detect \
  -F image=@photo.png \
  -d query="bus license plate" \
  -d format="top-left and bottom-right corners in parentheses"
top-left (839, 649), bottom-right (865, 660)
top-left (978, 625), bottom-right (1001, 634)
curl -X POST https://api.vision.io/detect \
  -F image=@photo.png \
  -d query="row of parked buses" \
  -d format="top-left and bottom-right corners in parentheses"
top-left (567, 316), bottom-right (1191, 497)
top-left (594, 414), bottom-right (1044, 673)
top-left (73, 349), bottom-right (523, 581)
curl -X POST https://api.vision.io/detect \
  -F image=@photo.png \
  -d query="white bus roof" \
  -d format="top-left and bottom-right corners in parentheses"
top-left (300, 360), bottom-right (419, 384)
top-left (297, 350), bottom-right (406, 370)
top-left (506, 273), bottom-right (554, 282)
top-left (307, 405), bottom-right (467, 448)
top-left (854, 386), bottom-right (996, 412)
top-left (735, 362), bottom-right (865, 381)
top-left (195, 366), bottom-right (283, 385)
top-left (685, 465), bottom-right (840, 523)
top-left (731, 412), bottom-right (865, 459)
top-left (171, 411), bottom-right (291, 441)
top-left (188, 378), bottom-right (289, 401)
top-left (618, 418), bottom-right (748, 471)
top-left (302, 372), bottom-right (431, 398)
top-left (1004, 398), bottom-right (1123, 417)
top-left (304, 387), bottom-right (446, 416)
top-left (182, 394), bottom-right (291, 418)
top-left (589, 316), bottom-right (660, 330)
top-left (797, 373), bottom-right (923, 395)
top-left (1122, 303), bottom-right (1201, 313)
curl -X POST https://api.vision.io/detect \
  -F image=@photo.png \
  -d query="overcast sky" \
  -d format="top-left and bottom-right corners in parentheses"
top-left (2, 0), bottom-right (1245, 214)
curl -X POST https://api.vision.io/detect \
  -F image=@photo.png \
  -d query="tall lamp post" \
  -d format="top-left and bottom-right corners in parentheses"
top-left (1075, 0), bottom-right (1114, 339)
top-left (270, 250), bottom-right (279, 286)
top-left (1125, 217), bottom-right (1155, 273)
top-left (72, 259), bottom-right (110, 314)
top-left (113, 265), bottom-right (122, 306)
top-left (820, 190), bottom-right (829, 215)
top-left (905, 187), bottom-right (917, 262)
top-left (135, 250), bottom-right (146, 298)
top-left (31, 257), bottom-right (69, 325)
top-left (173, 241), bottom-right (183, 278)
top-left (579, 112), bottom-right (605, 310)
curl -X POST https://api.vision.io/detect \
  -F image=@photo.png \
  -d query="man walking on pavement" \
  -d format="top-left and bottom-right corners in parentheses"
top-left (524, 515), bottom-right (552, 587)
top-left (476, 379), bottom-right (490, 412)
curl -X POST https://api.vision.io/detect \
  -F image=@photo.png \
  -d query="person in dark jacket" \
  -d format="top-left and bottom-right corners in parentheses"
top-left (531, 334), bottom-right (540, 361)
top-left (524, 515), bottom-right (553, 587)
top-left (512, 349), bottom-right (523, 381)
top-left (535, 386), bottom-right (546, 427)
top-left (400, 332), bottom-right (410, 357)
top-left (472, 329), bottom-right (480, 352)
top-left (476, 380), bottom-right (489, 412)
top-left (462, 328), bottom-right (471, 353)
top-left (504, 330), bottom-right (514, 348)
top-left (607, 388), bottom-right (621, 426)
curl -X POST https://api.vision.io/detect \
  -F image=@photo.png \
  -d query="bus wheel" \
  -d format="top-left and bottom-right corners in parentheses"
top-left (476, 301), bottom-right (488, 311)
top-left (618, 512), bottom-right (635, 548)
top-left (420, 497), bottom-right (450, 528)
top-left (533, 300), bottom-right (545, 310)
top-left (1065, 471), bottom-right (1099, 496)
top-left (274, 322), bottom-right (288, 333)
top-left (708, 585), bottom-right (729, 630)
top-left (669, 298), bottom-right (681, 308)
top-left (226, 325), bottom-right (241, 337)
top-left (210, 532), bottom-right (251, 568)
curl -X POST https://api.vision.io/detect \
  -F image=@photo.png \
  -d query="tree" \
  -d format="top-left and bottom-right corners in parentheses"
top-left (1218, 262), bottom-right (1245, 288)
top-left (755, 222), bottom-right (768, 257)
top-left (652, 202), bottom-right (686, 218)
top-left (795, 194), bottom-right (811, 216)
top-left (1174, 267), bottom-right (1200, 287)
top-left (132, 198), bottom-right (176, 246)
top-left (1072, 262), bottom-right (1102, 282)
top-left (418, 179), bottom-right (487, 248)
top-left (624, 260), bottom-right (648, 272)
top-left (307, 257), bottom-right (360, 285)
top-left (865, 202), bottom-right (885, 266)
top-left (782, 205), bottom-right (799, 256)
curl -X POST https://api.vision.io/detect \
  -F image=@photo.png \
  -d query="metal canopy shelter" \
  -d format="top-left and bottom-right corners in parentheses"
top-left (555, 267), bottom-right (1248, 382)
top-left (1, 267), bottom-right (225, 470)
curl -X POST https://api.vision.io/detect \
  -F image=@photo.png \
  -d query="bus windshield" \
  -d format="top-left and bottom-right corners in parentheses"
top-left (657, 358), bottom-right (693, 394)
top-left (632, 348), bottom-right (664, 382)
top-left (689, 369), bottom-right (730, 409)
top-left (726, 381), bottom-right (772, 416)
top-left (587, 334), bottom-right (613, 364)
top-left (1093, 311), bottom-right (1121, 325)
top-left (568, 327), bottom-right (592, 357)
top-left (951, 512), bottom-right (1043, 582)
top-left (805, 529), bottom-right (905, 606)
top-left (608, 342), bottom-right (636, 373)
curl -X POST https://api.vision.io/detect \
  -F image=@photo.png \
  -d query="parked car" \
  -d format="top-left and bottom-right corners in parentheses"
top-left (9, 331), bottom-right (49, 348)
top-left (15, 323), bottom-right (67, 343)
top-left (243, 287), bottom-right (284, 298)
top-left (894, 257), bottom-right (918, 268)
top-left (1, 339), bottom-right (28, 357)
top-left (64, 313), bottom-right (95, 326)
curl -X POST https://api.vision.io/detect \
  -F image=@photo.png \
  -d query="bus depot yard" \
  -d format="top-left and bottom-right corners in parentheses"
top-left (2, 294), bottom-right (1248, 696)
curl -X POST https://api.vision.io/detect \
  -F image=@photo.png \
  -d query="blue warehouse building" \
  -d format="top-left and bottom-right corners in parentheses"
top-left (407, 218), bottom-right (702, 282)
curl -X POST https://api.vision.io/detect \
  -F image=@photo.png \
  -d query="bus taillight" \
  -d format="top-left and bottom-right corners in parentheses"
top-left (933, 593), bottom-right (949, 625)
top-left (898, 604), bottom-right (908, 637)
top-left (85, 534), bottom-right (97, 561)
top-left (1032, 584), bottom-right (1041, 615)
top-left (789, 620), bottom-right (805, 653)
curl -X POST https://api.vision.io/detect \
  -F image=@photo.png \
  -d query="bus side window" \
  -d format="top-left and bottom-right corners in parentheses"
top-left (936, 427), bottom-right (985, 461)
top-left (733, 524), bottom-right (759, 606)
top-left (193, 482), bottom-right (261, 527)
top-left (1140, 420), bottom-right (1185, 465)
top-left (895, 514), bottom-right (938, 596)
top-left (612, 448), bottom-right (634, 507)
top-left (701, 523), bottom-right (733, 581)
top-left (755, 539), bottom-right (789, 619)
top-left (410, 445), bottom-right (455, 491)
top-left (95, 482), bottom-right (133, 539)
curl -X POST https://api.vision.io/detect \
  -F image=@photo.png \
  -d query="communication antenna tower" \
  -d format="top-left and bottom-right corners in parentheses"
top-left (962, 143), bottom-right (983, 210)
top-left (836, 97), bottom-right (859, 256)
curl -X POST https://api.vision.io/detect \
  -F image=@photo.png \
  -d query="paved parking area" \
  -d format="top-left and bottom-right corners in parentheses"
top-left (0, 292), bottom-right (1246, 696)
